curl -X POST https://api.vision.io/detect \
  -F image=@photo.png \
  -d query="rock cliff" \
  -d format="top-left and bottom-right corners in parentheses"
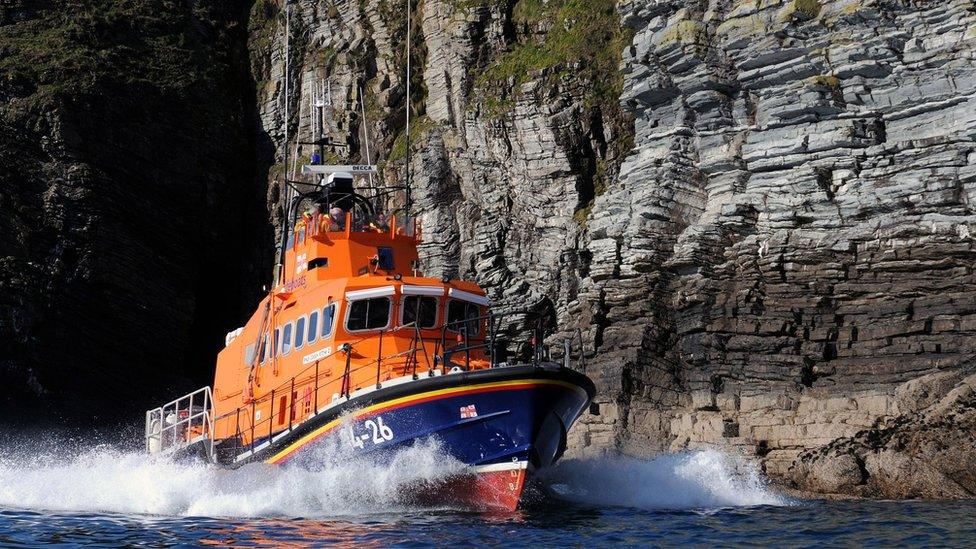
top-left (254, 0), bottom-right (976, 498)
top-left (2, 0), bottom-right (974, 498)
top-left (585, 0), bottom-right (976, 498)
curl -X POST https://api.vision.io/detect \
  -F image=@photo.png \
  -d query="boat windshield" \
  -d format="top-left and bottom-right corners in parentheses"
top-left (447, 299), bottom-right (482, 335)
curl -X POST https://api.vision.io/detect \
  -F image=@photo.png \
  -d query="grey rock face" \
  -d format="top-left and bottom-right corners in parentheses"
top-left (253, 0), bottom-right (976, 498)
top-left (570, 0), bottom-right (976, 497)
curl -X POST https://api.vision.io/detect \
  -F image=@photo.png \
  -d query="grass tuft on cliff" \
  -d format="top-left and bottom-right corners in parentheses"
top-left (0, 0), bottom-right (239, 111)
top-left (476, 0), bottom-right (632, 113)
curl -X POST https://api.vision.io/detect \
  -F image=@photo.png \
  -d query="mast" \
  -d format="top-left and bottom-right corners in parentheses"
top-left (404, 0), bottom-right (412, 215)
top-left (359, 86), bottom-right (374, 191)
top-left (283, 1), bottom-right (290, 180)
top-left (276, 1), bottom-right (292, 285)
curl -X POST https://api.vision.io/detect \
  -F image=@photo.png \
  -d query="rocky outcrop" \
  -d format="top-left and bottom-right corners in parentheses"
top-left (567, 0), bottom-right (976, 498)
top-left (0, 1), bottom-right (270, 419)
top-left (790, 371), bottom-right (976, 498)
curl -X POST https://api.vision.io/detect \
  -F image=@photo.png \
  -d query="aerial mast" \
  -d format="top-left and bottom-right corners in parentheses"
top-left (404, 0), bottom-right (412, 216)
top-left (276, 1), bottom-right (292, 286)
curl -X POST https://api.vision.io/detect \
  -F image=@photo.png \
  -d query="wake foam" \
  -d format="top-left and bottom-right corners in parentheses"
top-left (540, 450), bottom-right (790, 509)
top-left (0, 429), bottom-right (786, 518)
top-left (0, 436), bottom-right (465, 518)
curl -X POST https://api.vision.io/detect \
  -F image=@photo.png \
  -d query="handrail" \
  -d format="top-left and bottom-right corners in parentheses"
top-left (204, 308), bottom-right (583, 463)
top-left (210, 323), bottom-right (439, 457)
top-left (145, 386), bottom-right (213, 459)
top-left (439, 308), bottom-right (552, 372)
top-left (233, 322), bottom-right (420, 412)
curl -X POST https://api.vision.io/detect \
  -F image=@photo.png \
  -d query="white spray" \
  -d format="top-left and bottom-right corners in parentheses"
top-left (541, 450), bottom-right (791, 509)
top-left (0, 435), bottom-right (787, 518)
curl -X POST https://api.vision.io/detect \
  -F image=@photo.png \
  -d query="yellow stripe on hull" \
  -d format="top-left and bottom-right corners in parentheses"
top-left (265, 378), bottom-right (582, 465)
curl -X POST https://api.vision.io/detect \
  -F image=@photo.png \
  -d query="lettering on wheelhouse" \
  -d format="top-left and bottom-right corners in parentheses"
top-left (302, 347), bottom-right (332, 365)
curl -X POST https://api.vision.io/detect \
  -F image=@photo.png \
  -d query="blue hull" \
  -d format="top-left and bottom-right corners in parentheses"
top-left (255, 365), bottom-right (594, 473)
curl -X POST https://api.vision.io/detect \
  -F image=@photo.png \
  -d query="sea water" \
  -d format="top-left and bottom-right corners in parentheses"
top-left (0, 434), bottom-right (973, 547)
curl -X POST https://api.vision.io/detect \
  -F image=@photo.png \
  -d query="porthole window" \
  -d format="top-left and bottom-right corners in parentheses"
top-left (295, 316), bottom-right (306, 350)
top-left (308, 310), bottom-right (319, 344)
top-left (402, 296), bottom-right (438, 329)
top-left (346, 297), bottom-right (391, 331)
top-left (322, 303), bottom-right (337, 338)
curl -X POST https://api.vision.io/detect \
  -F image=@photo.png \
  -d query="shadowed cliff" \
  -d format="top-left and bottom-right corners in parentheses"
top-left (0, 0), bottom-right (273, 420)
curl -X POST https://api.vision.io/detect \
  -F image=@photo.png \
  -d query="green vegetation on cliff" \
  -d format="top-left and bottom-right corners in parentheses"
top-left (0, 0), bottom-right (241, 110)
top-left (476, 0), bottom-right (632, 112)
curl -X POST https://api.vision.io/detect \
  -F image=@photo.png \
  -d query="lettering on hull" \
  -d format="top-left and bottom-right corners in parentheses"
top-left (303, 347), bottom-right (332, 365)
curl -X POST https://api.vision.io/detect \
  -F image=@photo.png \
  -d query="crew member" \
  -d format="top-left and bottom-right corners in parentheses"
top-left (370, 213), bottom-right (390, 232)
top-left (329, 207), bottom-right (344, 231)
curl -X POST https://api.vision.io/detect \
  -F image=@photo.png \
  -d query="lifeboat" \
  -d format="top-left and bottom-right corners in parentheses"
top-left (144, 164), bottom-right (595, 511)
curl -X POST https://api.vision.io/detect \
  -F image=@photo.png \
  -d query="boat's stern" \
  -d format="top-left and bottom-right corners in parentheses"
top-left (145, 386), bottom-right (215, 461)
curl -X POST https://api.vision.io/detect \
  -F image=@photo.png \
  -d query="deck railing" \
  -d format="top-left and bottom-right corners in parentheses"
top-left (438, 309), bottom-right (555, 372)
top-left (148, 309), bottom-right (587, 464)
top-left (209, 323), bottom-right (440, 461)
top-left (145, 386), bottom-right (213, 459)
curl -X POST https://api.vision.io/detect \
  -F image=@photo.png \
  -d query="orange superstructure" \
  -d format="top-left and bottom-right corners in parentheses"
top-left (144, 165), bottom-right (595, 512)
top-left (209, 208), bottom-right (491, 450)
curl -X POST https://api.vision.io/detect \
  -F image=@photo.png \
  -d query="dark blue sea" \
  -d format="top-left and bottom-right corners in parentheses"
top-left (1, 438), bottom-right (974, 547)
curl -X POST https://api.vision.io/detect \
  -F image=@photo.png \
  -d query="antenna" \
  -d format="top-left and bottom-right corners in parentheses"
top-left (292, 79), bottom-right (304, 180)
top-left (359, 85), bottom-right (375, 191)
top-left (404, 0), bottom-right (412, 216)
top-left (311, 78), bottom-right (327, 166)
top-left (276, 1), bottom-right (292, 286)
top-left (296, 77), bottom-right (349, 167)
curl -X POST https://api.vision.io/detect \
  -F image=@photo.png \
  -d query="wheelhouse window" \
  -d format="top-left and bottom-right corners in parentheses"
top-left (307, 310), bottom-right (318, 344)
top-left (402, 296), bottom-right (438, 329)
top-left (346, 297), bottom-right (391, 331)
top-left (273, 328), bottom-right (281, 357)
top-left (295, 316), bottom-right (306, 349)
top-left (282, 323), bottom-right (293, 356)
top-left (260, 332), bottom-right (270, 364)
top-left (322, 303), bottom-right (336, 338)
top-left (447, 300), bottom-right (482, 336)
top-left (377, 247), bottom-right (394, 270)
top-left (245, 343), bottom-right (256, 366)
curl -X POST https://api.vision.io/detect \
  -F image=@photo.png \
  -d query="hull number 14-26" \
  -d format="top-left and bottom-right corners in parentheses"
top-left (350, 415), bottom-right (394, 449)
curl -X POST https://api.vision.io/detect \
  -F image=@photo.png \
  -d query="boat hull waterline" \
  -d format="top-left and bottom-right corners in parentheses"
top-left (220, 366), bottom-right (594, 511)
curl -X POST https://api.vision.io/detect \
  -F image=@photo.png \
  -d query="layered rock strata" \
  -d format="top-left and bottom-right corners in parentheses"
top-left (244, 0), bottom-right (976, 498)
top-left (569, 0), bottom-right (976, 498)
